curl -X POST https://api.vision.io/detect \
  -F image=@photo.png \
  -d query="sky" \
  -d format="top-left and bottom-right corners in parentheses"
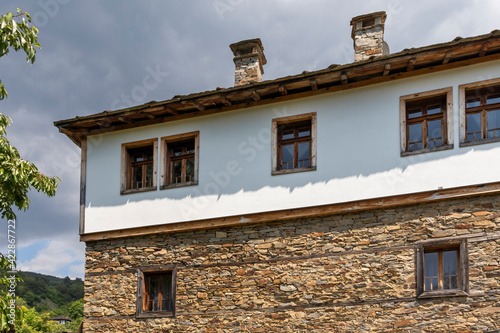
top-left (0, 0), bottom-right (499, 279)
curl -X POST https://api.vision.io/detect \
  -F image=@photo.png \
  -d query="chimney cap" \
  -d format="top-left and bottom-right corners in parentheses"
top-left (350, 11), bottom-right (387, 27)
top-left (230, 38), bottom-right (267, 65)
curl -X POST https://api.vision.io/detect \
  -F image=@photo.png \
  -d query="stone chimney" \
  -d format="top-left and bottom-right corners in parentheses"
top-left (350, 11), bottom-right (388, 62)
top-left (230, 38), bottom-right (267, 86)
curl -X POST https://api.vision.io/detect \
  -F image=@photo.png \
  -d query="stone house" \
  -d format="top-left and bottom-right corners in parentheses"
top-left (55, 11), bottom-right (500, 333)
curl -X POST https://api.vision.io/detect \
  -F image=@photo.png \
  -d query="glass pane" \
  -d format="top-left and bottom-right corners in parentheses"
top-left (466, 113), bottom-right (481, 141)
top-left (487, 109), bottom-right (500, 138)
top-left (298, 127), bottom-right (311, 137)
top-left (408, 123), bottom-right (423, 151)
top-left (297, 142), bottom-right (310, 168)
top-left (133, 154), bottom-right (144, 162)
top-left (282, 130), bottom-right (294, 140)
top-left (427, 119), bottom-right (442, 148)
top-left (450, 276), bottom-right (458, 289)
top-left (187, 144), bottom-right (195, 155)
top-left (173, 147), bottom-right (183, 157)
top-left (425, 279), bottom-right (432, 291)
top-left (408, 108), bottom-right (422, 119)
top-left (162, 274), bottom-right (172, 311)
top-left (427, 105), bottom-right (442, 115)
top-left (172, 161), bottom-right (182, 183)
top-left (424, 252), bottom-right (438, 278)
top-left (150, 277), bottom-right (159, 311)
top-left (281, 144), bottom-right (294, 169)
top-left (146, 152), bottom-right (154, 161)
top-left (146, 165), bottom-right (153, 187)
top-left (133, 166), bottom-right (143, 189)
top-left (443, 250), bottom-right (457, 276)
top-left (186, 158), bottom-right (194, 182)
top-left (487, 93), bottom-right (500, 105)
top-left (466, 97), bottom-right (481, 108)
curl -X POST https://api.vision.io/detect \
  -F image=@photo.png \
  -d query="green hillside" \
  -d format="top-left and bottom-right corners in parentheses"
top-left (16, 271), bottom-right (84, 311)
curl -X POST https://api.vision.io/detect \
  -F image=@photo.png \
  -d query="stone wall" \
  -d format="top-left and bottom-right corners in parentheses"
top-left (83, 194), bottom-right (500, 332)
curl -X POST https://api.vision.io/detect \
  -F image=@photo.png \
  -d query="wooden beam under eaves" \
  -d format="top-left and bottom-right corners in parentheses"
top-left (407, 58), bottom-right (416, 71)
top-left (117, 116), bottom-right (133, 124)
top-left (479, 42), bottom-right (490, 56)
top-left (96, 120), bottom-right (111, 127)
top-left (383, 63), bottom-right (391, 76)
top-left (251, 90), bottom-right (261, 101)
top-left (279, 85), bottom-right (288, 95)
top-left (220, 95), bottom-right (232, 106)
top-left (442, 50), bottom-right (452, 64)
top-left (138, 112), bottom-right (155, 120)
top-left (193, 101), bottom-right (205, 111)
top-left (165, 107), bottom-right (179, 116)
top-left (341, 74), bottom-right (348, 85)
top-left (310, 79), bottom-right (317, 91)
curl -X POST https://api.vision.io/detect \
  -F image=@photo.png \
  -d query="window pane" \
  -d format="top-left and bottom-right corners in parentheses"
top-left (281, 144), bottom-right (294, 169)
top-left (297, 142), bottom-right (310, 168)
top-left (133, 166), bottom-right (143, 189)
top-left (487, 109), bottom-right (500, 138)
top-left (162, 275), bottom-right (172, 311)
top-left (408, 123), bottom-right (423, 151)
top-left (146, 152), bottom-right (154, 161)
top-left (427, 119), bottom-right (442, 148)
top-left (172, 161), bottom-right (182, 183)
top-left (187, 144), bottom-right (195, 155)
top-left (298, 127), bottom-right (310, 137)
top-left (149, 277), bottom-right (159, 311)
top-left (146, 165), bottom-right (153, 187)
top-left (466, 113), bottom-right (481, 141)
top-left (443, 250), bottom-right (457, 276)
top-left (173, 147), bottom-right (183, 157)
top-left (466, 97), bottom-right (481, 108)
top-left (134, 154), bottom-right (144, 162)
top-left (427, 105), bottom-right (441, 115)
top-left (282, 130), bottom-right (294, 140)
top-left (487, 93), bottom-right (500, 105)
top-left (424, 252), bottom-right (438, 278)
top-left (408, 108), bottom-right (422, 119)
top-left (186, 158), bottom-right (194, 182)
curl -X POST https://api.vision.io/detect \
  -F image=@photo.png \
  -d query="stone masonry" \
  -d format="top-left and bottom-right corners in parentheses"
top-left (83, 193), bottom-right (500, 332)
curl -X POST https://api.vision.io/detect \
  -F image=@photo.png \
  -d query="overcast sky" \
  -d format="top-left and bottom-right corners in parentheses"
top-left (0, 0), bottom-right (499, 279)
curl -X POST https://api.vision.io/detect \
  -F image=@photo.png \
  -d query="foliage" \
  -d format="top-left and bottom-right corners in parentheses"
top-left (0, 114), bottom-right (59, 221)
top-left (17, 272), bottom-right (83, 311)
top-left (0, 8), bottom-right (40, 100)
top-left (15, 307), bottom-right (67, 333)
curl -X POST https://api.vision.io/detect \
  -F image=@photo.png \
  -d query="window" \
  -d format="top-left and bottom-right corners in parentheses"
top-left (160, 131), bottom-right (199, 189)
top-left (400, 87), bottom-right (453, 156)
top-left (137, 268), bottom-right (176, 318)
top-left (416, 238), bottom-right (468, 298)
top-left (121, 139), bottom-right (158, 194)
top-left (272, 113), bottom-right (317, 175)
top-left (460, 78), bottom-right (500, 146)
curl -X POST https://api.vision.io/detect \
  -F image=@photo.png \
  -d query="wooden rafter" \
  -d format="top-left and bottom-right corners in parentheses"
top-left (138, 112), bottom-right (155, 120)
top-left (310, 79), bottom-right (318, 91)
top-left (479, 42), bottom-right (490, 57)
top-left (442, 50), bottom-right (452, 64)
top-left (407, 58), bottom-right (416, 71)
top-left (383, 63), bottom-right (391, 76)
top-left (220, 95), bottom-right (232, 106)
top-left (279, 85), bottom-right (288, 95)
top-left (251, 90), bottom-right (261, 101)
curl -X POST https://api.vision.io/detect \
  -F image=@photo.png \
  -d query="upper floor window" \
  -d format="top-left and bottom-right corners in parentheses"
top-left (161, 131), bottom-right (199, 189)
top-left (272, 113), bottom-right (317, 175)
top-left (400, 87), bottom-right (453, 156)
top-left (460, 79), bottom-right (500, 146)
top-left (121, 139), bottom-right (157, 194)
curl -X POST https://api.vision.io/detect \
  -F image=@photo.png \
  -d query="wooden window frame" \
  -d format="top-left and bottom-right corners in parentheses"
top-left (160, 131), bottom-right (199, 190)
top-left (400, 87), bottom-right (453, 156)
top-left (136, 267), bottom-right (177, 318)
top-left (459, 77), bottom-right (500, 147)
top-left (416, 238), bottom-right (469, 299)
top-left (121, 139), bottom-right (158, 195)
top-left (272, 113), bottom-right (317, 175)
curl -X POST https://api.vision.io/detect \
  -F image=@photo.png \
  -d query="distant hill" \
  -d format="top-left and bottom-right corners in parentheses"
top-left (16, 271), bottom-right (84, 311)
